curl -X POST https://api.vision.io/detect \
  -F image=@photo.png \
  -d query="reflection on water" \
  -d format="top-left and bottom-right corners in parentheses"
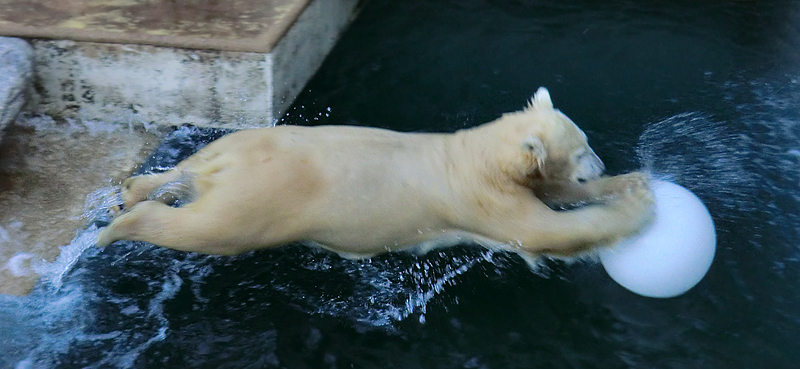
top-left (2, 0), bottom-right (800, 367)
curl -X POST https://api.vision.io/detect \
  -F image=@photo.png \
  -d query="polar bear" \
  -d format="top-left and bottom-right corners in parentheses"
top-left (97, 88), bottom-right (654, 258)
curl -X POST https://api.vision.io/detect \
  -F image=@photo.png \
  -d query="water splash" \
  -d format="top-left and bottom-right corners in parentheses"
top-left (631, 76), bottom-right (800, 330)
top-left (31, 225), bottom-right (102, 292)
top-left (636, 77), bottom-right (800, 239)
top-left (81, 187), bottom-right (122, 227)
top-left (0, 189), bottom-right (184, 368)
top-left (636, 112), bottom-right (761, 218)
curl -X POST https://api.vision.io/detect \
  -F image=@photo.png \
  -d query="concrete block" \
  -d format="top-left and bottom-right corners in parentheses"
top-left (0, 37), bottom-right (33, 139)
top-left (19, 0), bottom-right (358, 130)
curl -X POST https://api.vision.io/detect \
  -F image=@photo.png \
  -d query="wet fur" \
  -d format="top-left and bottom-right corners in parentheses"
top-left (97, 88), bottom-right (654, 258)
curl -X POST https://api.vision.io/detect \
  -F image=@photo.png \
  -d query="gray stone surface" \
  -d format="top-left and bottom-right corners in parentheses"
top-left (0, 37), bottom-right (33, 140)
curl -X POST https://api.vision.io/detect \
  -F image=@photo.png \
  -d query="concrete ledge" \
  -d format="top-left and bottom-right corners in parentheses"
top-left (0, 37), bottom-right (33, 139)
top-left (11, 0), bottom-right (358, 129)
top-left (1, 0), bottom-right (310, 53)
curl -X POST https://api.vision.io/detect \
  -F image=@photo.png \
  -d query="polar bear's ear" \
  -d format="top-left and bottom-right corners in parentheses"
top-left (528, 87), bottom-right (553, 110)
top-left (521, 135), bottom-right (547, 171)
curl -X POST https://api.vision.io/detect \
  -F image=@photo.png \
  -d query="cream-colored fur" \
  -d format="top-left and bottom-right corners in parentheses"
top-left (97, 88), bottom-right (654, 258)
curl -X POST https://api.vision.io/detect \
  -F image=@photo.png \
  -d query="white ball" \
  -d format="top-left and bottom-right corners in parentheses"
top-left (599, 180), bottom-right (716, 298)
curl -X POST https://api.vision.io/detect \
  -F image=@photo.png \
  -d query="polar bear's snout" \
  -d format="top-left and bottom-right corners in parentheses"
top-left (572, 149), bottom-right (605, 183)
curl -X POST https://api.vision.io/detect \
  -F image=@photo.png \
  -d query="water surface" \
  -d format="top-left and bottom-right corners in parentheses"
top-left (2, 0), bottom-right (799, 367)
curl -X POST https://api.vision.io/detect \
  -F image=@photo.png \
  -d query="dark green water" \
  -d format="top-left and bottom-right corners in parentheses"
top-left (2, 0), bottom-right (799, 368)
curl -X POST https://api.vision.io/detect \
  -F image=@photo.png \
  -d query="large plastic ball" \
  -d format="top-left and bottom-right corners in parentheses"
top-left (599, 180), bottom-right (716, 298)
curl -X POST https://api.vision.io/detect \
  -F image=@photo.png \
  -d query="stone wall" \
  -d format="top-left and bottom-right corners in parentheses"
top-left (0, 37), bottom-right (32, 140)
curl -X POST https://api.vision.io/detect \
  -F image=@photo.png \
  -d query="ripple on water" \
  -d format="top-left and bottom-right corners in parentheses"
top-left (2, 74), bottom-right (799, 367)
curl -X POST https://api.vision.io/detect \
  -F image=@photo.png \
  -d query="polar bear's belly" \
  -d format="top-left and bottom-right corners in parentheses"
top-left (254, 143), bottom-right (454, 254)
top-left (303, 176), bottom-right (451, 253)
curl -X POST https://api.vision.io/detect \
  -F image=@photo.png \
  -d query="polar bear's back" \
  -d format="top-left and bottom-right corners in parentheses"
top-left (179, 125), bottom-right (459, 254)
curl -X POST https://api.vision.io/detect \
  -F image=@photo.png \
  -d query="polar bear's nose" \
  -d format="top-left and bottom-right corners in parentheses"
top-left (573, 150), bottom-right (605, 182)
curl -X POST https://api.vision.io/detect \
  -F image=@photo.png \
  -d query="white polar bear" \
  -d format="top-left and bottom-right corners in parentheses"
top-left (97, 88), bottom-right (654, 258)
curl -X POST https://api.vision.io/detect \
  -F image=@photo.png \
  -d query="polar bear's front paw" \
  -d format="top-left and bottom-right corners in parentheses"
top-left (602, 171), bottom-right (650, 197)
top-left (605, 172), bottom-right (655, 237)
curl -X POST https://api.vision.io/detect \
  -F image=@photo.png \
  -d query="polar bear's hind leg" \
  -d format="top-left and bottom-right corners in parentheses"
top-left (146, 171), bottom-right (199, 206)
top-left (120, 170), bottom-right (199, 208)
top-left (121, 171), bottom-right (181, 208)
top-left (96, 201), bottom-right (235, 254)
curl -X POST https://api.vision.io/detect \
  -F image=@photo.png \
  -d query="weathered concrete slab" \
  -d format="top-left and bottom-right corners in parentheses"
top-left (1, 0), bottom-right (358, 129)
top-left (0, 37), bottom-right (33, 140)
top-left (29, 41), bottom-right (279, 129)
top-left (0, 0), bottom-right (320, 53)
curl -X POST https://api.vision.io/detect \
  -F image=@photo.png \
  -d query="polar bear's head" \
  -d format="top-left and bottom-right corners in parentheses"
top-left (491, 87), bottom-right (605, 184)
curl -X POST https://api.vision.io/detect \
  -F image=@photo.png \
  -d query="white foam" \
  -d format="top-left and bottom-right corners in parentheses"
top-left (0, 220), bottom-right (25, 243)
top-left (0, 225), bottom-right (9, 242)
top-left (6, 253), bottom-right (36, 277)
